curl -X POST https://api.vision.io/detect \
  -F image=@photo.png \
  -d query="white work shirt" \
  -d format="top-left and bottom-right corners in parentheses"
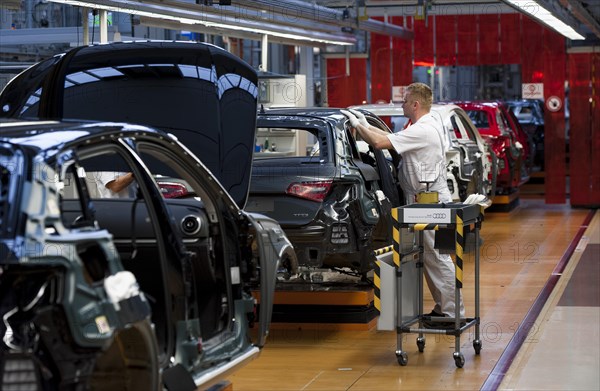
top-left (387, 113), bottom-right (449, 200)
top-left (93, 171), bottom-right (134, 198)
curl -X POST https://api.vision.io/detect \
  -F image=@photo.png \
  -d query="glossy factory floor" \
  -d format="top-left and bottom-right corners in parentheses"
top-left (228, 198), bottom-right (599, 391)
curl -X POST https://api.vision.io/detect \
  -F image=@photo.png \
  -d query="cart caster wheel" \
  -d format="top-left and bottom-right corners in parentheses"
top-left (396, 351), bottom-right (408, 366)
top-left (453, 352), bottom-right (465, 368)
top-left (416, 337), bottom-right (426, 353)
top-left (473, 340), bottom-right (482, 355)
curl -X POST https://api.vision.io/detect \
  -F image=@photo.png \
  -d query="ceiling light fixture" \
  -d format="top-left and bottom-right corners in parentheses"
top-left (503, 0), bottom-right (585, 40)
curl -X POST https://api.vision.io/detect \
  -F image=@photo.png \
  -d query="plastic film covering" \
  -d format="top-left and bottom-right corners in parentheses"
top-left (436, 15), bottom-right (457, 67)
top-left (521, 17), bottom-right (545, 83)
top-left (371, 17), bottom-right (392, 103)
top-left (413, 18), bottom-right (434, 66)
top-left (500, 13), bottom-right (521, 65)
top-left (457, 15), bottom-right (478, 65)
top-left (326, 58), bottom-right (367, 107)
top-left (478, 14), bottom-right (501, 65)
top-left (392, 16), bottom-right (413, 86)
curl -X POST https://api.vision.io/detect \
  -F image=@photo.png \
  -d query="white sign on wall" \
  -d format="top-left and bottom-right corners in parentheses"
top-left (392, 86), bottom-right (408, 102)
top-left (522, 83), bottom-right (544, 99)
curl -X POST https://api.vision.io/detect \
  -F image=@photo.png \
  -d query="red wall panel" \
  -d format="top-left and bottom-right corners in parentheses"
top-left (322, 9), bottom-right (597, 205)
top-left (478, 14), bottom-right (501, 65)
top-left (457, 15), bottom-right (478, 65)
top-left (542, 29), bottom-right (566, 203)
top-left (413, 18), bottom-right (434, 65)
top-left (500, 13), bottom-right (520, 64)
top-left (594, 54), bottom-right (600, 205)
top-left (326, 58), bottom-right (367, 107)
top-left (371, 19), bottom-right (392, 103)
top-left (569, 52), bottom-right (600, 206)
top-left (391, 16), bottom-right (413, 86)
top-left (435, 15), bottom-right (456, 66)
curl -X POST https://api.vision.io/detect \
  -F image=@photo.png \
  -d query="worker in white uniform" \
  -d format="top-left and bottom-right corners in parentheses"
top-left (341, 82), bottom-right (464, 324)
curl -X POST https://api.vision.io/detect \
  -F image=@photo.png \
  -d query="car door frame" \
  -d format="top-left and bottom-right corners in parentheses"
top-left (60, 139), bottom-right (182, 367)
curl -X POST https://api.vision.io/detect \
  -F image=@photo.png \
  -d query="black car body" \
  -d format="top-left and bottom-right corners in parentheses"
top-left (0, 120), bottom-right (295, 390)
top-left (246, 108), bottom-right (403, 275)
top-left (0, 41), bottom-right (259, 209)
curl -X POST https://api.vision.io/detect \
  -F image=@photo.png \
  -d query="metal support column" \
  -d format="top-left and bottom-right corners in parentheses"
top-left (261, 34), bottom-right (268, 72)
top-left (99, 9), bottom-right (108, 43)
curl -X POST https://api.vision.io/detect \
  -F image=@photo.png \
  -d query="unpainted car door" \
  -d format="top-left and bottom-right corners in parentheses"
top-left (444, 111), bottom-right (479, 180)
top-left (347, 115), bottom-right (403, 248)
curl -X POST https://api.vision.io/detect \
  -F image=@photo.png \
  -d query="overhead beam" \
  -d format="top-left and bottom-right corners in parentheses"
top-left (230, 0), bottom-right (413, 39)
top-left (144, 0), bottom-right (347, 35)
top-left (562, 0), bottom-right (600, 39)
top-left (47, 0), bottom-right (357, 45)
top-left (139, 16), bottom-right (330, 48)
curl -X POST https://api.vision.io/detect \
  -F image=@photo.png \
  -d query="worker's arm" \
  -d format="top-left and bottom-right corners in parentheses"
top-left (106, 172), bottom-right (134, 193)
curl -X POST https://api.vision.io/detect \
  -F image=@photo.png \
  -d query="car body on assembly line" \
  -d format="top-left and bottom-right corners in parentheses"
top-left (455, 101), bottom-right (526, 193)
top-left (0, 40), bottom-right (297, 390)
top-left (247, 107), bottom-right (404, 275)
top-left (506, 99), bottom-right (545, 170)
top-left (0, 39), bottom-right (300, 276)
top-left (497, 101), bottom-right (534, 180)
top-left (351, 103), bottom-right (497, 201)
top-left (0, 120), bottom-right (295, 391)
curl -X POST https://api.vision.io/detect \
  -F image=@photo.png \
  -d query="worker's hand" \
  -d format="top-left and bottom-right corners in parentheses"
top-left (349, 108), bottom-right (369, 127)
top-left (340, 109), bottom-right (360, 128)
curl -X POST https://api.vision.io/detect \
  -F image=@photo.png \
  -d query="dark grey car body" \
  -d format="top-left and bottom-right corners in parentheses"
top-left (247, 108), bottom-right (403, 274)
top-left (0, 120), bottom-right (295, 390)
top-left (506, 99), bottom-right (545, 169)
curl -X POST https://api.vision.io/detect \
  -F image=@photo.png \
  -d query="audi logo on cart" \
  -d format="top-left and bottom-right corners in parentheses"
top-left (402, 208), bottom-right (452, 224)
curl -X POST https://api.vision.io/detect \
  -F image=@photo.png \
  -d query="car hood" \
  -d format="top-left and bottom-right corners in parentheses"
top-left (0, 41), bottom-right (259, 208)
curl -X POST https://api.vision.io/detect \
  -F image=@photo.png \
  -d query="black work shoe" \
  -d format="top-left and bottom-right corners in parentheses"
top-left (421, 310), bottom-right (446, 329)
top-left (423, 310), bottom-right (444, 317)
top-left (422, 318), bottom-right (466, 330)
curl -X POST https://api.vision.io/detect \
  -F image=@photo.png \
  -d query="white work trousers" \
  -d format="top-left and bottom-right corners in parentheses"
top-left (407, 188), bottom-right (465, 318)
top-left (420, 230), bottom-right (465, 318)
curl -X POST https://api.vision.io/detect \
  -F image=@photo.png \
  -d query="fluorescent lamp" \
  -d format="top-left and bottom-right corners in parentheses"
top-left (503, 0), bottom-right (585, 40)
top-left (46, 0), bottom-right (356, 45)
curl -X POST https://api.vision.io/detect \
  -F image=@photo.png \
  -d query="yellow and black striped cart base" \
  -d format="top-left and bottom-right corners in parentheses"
top-left (390, 203), bottom-right (484, 368)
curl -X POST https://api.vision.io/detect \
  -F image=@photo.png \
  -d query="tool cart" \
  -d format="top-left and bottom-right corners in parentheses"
top-left (391, 203), bottom-right (484, 368)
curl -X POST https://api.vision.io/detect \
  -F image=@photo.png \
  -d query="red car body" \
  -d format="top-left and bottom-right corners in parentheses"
top-left (455, 101), bottom-right (525, 192)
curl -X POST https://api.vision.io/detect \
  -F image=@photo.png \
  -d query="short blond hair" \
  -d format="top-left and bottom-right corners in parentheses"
top-left (406, 82), bottom-right (433, 111)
